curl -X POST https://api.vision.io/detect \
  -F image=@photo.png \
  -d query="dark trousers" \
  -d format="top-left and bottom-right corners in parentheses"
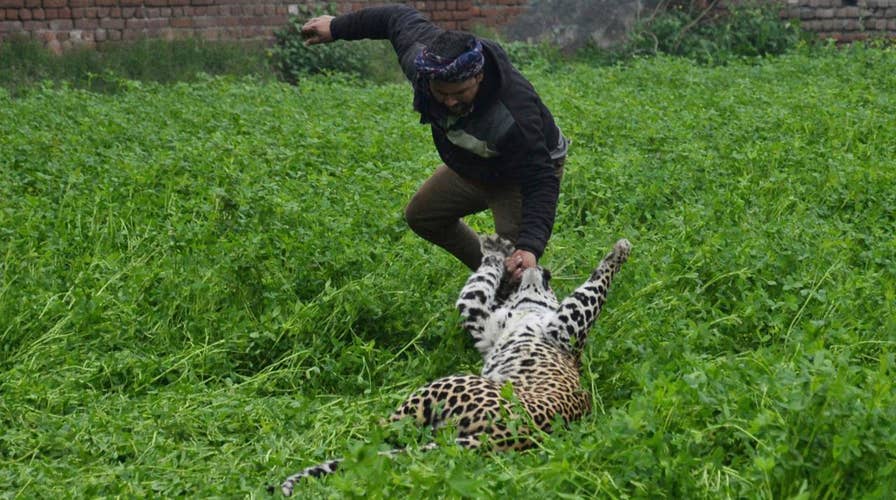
top-left (404, 160), bottom-right (565, 270)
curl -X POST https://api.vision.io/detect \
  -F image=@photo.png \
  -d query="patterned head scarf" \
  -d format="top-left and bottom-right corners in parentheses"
top-left (414, 39), bottom-right (485, 83)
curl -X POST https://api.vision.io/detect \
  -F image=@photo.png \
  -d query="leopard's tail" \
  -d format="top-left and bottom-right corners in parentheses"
top-left (272, 458), bottom-right (343, 496)
top-left (272, 443), bottom-right (439, 496)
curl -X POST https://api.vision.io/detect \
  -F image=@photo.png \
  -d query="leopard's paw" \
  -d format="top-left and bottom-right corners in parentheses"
top-left (613, 239), bottom-right (632, 262)
top-left (481, 234), bottom-right (514, 257)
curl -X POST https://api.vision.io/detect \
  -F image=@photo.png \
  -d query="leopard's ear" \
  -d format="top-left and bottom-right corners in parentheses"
top-left (541, 267), bottom-right (552, 288)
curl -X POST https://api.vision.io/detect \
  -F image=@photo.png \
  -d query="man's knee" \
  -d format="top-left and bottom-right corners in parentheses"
top-left (404, 195), bottom-right (436, 237)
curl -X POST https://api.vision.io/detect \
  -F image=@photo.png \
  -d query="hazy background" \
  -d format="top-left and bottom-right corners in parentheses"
top-left (506, 0), bottom-right (663, 49)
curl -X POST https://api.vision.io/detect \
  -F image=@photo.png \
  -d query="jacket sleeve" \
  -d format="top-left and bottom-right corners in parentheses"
top-left (499, 117), bottom-right (560, 259)
top-left (329, 5), bottom-right (442, 81)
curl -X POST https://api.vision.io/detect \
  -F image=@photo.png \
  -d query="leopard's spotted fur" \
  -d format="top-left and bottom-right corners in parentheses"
top-left (276, 236), bottom-right (631, 495)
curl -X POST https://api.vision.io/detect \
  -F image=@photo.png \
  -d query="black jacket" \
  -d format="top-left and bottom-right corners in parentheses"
top-left (331, 5), bottom-right (565, 258)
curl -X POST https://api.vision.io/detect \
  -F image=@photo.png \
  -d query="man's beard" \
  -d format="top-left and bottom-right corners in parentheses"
top-left (449, 102), bottom-right (474, 116)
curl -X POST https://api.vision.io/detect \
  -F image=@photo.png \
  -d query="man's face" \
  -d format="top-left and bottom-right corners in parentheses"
top-left (429, 73), bottom-right (483, 116)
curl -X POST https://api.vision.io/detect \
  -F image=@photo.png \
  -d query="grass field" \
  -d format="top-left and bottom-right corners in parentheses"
top-left (2, 45), bottom-right (895, 497)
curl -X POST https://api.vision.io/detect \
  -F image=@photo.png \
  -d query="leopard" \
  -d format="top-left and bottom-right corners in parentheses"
top-left (275, 236), bottom-right (631, 496)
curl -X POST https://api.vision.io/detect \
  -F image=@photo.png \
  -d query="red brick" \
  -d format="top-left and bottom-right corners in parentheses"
top-left (0, 21), bottom-right (22, 33)
top-left (146, 18), bottom-right (167, 29)
top-left (145, 0), bottom-right (168, 6)
top-left (22, 19), bottom-right (45, 29)
top-left (170, 17), bottom-right (191, 28)
top-left (191, 15), bottom-right (216, 27)
top-left (99, 17), bottom-right (123, 29)
top-left (201, 27), bottom-right (222, 40)
top-left (74, 17), bottom-right (98, 29)
top-left (70, 0), bottom-right (90, 7)
top-left (259, 15), bottom-right (285, 26)
top-left (48, 18), bottom-right (71, 29)
top-left (43, 0), bottom-right (66, 7)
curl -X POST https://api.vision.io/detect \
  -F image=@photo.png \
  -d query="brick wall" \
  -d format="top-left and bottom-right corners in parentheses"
top-left (781, 0), bottom-right (896, 41)
top-left (470, 0), bottom-right (527, 28)
top-left (1, 0), bottom-right (895, 53)
top-left (0, 0), bottom-right (528, 53)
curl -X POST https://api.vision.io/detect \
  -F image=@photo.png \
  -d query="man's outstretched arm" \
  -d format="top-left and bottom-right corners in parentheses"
top-left (302, 6), bottom-right (441, 80)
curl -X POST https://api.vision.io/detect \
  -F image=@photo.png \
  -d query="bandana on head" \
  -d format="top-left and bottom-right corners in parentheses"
top-left (414, 39), bottom-right (485, 84)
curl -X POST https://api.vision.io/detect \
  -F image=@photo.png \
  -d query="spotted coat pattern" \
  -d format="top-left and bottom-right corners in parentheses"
top-left (277, 236), bottom-right (631, 495)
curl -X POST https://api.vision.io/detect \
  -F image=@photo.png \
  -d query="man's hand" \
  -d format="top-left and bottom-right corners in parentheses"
top-left (301, 15), bottom-right (335, 45)
top-left (505, 249), bottom-right (537, 283)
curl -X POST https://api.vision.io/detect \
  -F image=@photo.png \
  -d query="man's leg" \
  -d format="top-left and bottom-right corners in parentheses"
top-left (405, 165), bottom-right (488, 270)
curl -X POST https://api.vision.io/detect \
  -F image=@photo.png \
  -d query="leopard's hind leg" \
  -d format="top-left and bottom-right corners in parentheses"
top-left (389, 374), bottom-right (535, 451)
top-left (275, 374), bottom-right (533, 495)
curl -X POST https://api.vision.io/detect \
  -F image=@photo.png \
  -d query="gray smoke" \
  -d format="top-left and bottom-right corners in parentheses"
top-left (504, 0), bottom-right (664, 50)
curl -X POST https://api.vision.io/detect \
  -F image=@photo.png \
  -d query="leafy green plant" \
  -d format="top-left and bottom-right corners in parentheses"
top-left (270, 5), bottom-right (403, 84)
top-left (502, 40), bottom-right (563, 70)
top-left (625, 0), bottom-right (807, 64)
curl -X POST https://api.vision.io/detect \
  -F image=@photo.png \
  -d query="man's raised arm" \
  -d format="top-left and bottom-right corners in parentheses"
top-left (302, 5), bottom-right (441, 80)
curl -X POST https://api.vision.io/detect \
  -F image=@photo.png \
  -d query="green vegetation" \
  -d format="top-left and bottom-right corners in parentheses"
top-left (270, 7), bottom-right (405, 84)
top-left (2, 40), bottom-right (895, 498)
top-left (0, 36), bottom-right (272, 96)
top-left (624, 0), bottom-right (809, 64)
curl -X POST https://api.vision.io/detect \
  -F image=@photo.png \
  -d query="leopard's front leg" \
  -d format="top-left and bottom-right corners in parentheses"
top-left (455, 235), bottom-right (514, 344)
top-left (547, 238), bottom-right (631, 356)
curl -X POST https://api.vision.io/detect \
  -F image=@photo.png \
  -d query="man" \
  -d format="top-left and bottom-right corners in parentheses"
top-left (302, 5), bottom-right (568, 281)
